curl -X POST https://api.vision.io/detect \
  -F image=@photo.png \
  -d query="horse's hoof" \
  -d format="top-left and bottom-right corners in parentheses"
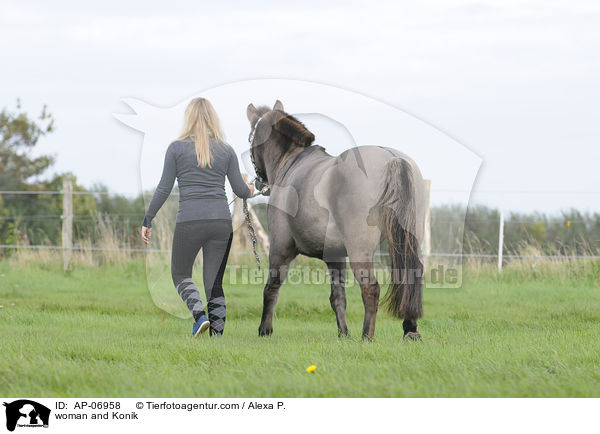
top-left (403, 331), bottom-right (422, 341)
top-left (258, 327), bottom-right (273, 337)
top-left (338, 330), bottom-right (350, 339)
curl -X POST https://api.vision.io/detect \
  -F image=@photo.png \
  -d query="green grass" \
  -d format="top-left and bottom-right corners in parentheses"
top-left (0, 259), bottom-right (599, 397)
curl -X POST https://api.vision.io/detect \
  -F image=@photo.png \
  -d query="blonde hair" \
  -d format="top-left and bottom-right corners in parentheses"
top-left (175, 97), bottom-right (225, 168)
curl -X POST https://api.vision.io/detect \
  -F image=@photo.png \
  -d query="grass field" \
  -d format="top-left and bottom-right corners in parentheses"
top-left (1, 258), bottom-right (599, 397)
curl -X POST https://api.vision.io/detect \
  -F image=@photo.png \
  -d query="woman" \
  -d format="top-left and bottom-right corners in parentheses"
top-left (141, 98), bottom-right (254, 337)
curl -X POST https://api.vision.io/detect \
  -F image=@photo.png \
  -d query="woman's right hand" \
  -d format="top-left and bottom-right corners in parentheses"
top-left (247, 182), bottom-right (255, 196)
top-left (141, 226), bottom-right (152, 245)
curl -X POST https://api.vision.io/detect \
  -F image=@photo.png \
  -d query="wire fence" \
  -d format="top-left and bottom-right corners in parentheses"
top-left (0, 244), bottom-right (158, 253)
top-left (1, 244), bottom-right (599, 260)
top-left (1, 188), bottom-right (594, 223)
top-left (1, 188), bottom-right (599, 262)
top-left (0, 190), bottom-right (167, 196)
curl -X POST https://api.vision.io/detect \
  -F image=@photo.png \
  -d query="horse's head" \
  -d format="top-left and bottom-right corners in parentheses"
top-left (246, 100), bottom-right (281, 130)
top-left (246, 100), bottom-right (315, 185)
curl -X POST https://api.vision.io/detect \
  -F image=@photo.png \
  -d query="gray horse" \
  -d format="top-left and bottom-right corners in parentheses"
top-left (247, 100), bottom-right (426, 340)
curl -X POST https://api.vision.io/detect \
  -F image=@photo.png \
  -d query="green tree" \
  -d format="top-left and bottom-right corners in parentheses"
top-left (0, 100), bottom-right (55, 187)
top-left (0, 101), bottom-right (60, 247)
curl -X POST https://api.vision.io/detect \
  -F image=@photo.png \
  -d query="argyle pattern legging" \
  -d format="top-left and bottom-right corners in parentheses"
top-left (171, 219), bottom-right (233, 336)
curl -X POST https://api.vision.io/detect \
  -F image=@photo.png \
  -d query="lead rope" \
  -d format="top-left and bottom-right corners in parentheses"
top-left (243, 198), bottom-right (261, 269)
top-left (227, 182), bottom-right (269, 269)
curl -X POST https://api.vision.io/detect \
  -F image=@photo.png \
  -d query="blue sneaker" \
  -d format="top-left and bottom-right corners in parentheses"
top-left (192, 315), bottom-right (210, 337)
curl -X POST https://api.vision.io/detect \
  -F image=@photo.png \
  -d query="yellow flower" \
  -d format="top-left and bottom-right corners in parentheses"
top-left (306, 365), bottom-right (317, 373)
top-left (566, 221), bottom-right (571, 227)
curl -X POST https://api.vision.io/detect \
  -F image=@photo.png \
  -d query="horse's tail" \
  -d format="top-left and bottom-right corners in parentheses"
top-left (376, 157), bottom-right (423, 320)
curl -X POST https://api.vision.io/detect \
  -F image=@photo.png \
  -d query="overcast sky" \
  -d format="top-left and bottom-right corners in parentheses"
top-left (1, 0), bottom-right (599, 213)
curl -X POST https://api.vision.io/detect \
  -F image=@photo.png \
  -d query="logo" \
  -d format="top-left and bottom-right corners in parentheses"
top-left (3, 400), bottom-right (50, 431)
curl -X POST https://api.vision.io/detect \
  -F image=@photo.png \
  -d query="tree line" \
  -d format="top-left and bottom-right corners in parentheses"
top-left (431, 204), bottom-right (599, 256)
top-left (0, 101), bottom-right (144, 249)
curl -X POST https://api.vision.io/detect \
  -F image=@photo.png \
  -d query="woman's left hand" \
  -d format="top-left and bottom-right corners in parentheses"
top-left (141, 226), bottom-right (152, 245)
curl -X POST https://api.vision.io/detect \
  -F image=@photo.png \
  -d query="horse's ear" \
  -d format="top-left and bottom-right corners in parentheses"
top-left (247, 104), bottom-right (259, 124)
top-left (273, 100), bottom-right (284, 111)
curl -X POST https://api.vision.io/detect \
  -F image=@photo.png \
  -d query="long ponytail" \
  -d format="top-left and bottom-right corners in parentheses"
top-left (175, 98), bottom-right (225, 168)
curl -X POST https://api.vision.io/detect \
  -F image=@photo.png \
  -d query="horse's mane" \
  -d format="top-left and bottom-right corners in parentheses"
top-left (273, 114), bottom-right (315, 148)
top-left (256, 106), bottom-right (315, 148)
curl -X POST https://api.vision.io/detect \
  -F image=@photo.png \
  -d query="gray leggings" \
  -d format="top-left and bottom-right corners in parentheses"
top-left (171, 219), bottom-right (233, 335)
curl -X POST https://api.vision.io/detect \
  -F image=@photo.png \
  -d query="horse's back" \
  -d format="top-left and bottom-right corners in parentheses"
top-left (275, 144), bottom-right (424, 260)
top-left (319, 145), bottom-right (425, 255)
top-left (329, 145), bottom-right (421, 211)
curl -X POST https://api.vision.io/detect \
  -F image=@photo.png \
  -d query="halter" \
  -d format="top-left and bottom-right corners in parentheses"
top-left (248, 115), bottom-right (269, 189)
top-left (243, 114), bottom-right (270, 269)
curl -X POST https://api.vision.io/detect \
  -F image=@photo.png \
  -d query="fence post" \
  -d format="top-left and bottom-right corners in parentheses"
top-left (423, 179), bottom-right (431, 272)
top-left (62, 178), bottom-right (73, 271)
top-left (497, 205), bottom-right (504, 271)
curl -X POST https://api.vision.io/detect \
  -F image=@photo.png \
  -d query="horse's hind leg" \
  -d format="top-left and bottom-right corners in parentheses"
top-left (258, 250), bottom-right (295, 337)
top-left (348, 258), bottom-right (380, 340)
top-left (403, 319), bottom-right (420, 340)
top-left (326, 260), bottom-right (349, 337)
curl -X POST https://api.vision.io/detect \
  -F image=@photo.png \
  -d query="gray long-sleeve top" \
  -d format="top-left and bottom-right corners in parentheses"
top-left (142, 138), bottom-right (251, 227)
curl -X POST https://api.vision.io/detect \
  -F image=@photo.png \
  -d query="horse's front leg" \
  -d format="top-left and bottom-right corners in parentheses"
top-left (258, 251), bottom-right (295, 336)
top-left (326, 260), bottom-right (349, 337)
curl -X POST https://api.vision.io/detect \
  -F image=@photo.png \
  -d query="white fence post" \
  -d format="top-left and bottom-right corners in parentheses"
top-left (497, 205), bottom-right (504, 271)
top-left (62, 178), bottom-right (73, 271)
